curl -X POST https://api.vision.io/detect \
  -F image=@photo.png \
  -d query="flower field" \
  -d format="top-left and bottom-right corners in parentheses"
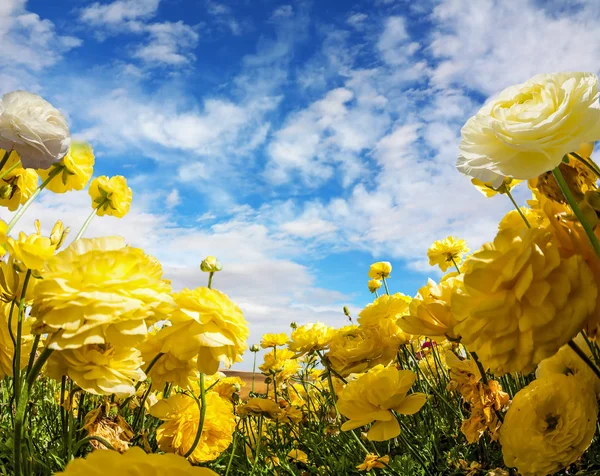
top-left (3, 72), bottom-right (600, 475)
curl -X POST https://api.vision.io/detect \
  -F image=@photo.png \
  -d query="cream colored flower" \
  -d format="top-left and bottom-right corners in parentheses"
top-left (458, 73), bottom-right (600, 182)
top-left (368, 261), bottom-right (392, 279)
top-left (0, 90), bottom-right (70, 169)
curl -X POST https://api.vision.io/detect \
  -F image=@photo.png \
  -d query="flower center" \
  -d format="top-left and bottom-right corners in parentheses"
top-left (544, 413), bottom-right (560, 432)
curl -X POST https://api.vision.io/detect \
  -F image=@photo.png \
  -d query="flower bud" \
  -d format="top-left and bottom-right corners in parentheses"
top-left (50, 220), bottom-right (69, 248)
top-left (290, 322), bottom-right (297, 329)
top-left (264, 376), bottom-right (272, 385)
top-left (0, 184), bottom-right (13, 199)
top-left (250, 344), bottom-right (259, 352)
top-left (200, 255), bottom-right (222, 273)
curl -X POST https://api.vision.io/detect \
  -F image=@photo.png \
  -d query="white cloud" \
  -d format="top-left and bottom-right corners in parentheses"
top-left (347, 12), bottom-right (368, 29)
top-left (133, 21), bottom-right (199, 65)
top-left (79, 0), bottom-right (160, 26)
top-left (205, 1), bottom-right (244, 35)
top-left (165, 189), bottom-right (180, 208)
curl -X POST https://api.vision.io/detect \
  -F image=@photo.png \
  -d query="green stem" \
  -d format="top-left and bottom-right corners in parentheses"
top-left (6, 166), bottom-right (62, 234)
top-left (450, 256), bottom-right (461, 274)
top-left (505, 189), bottom-right (531, 228)
top-left (132, 383), bottom-right (153, 432)
top-left (251, 352), bottom-right (257, 394)
top-left (208, 272), bottom-right (214, 289)
top-left (0, 148), bottom-right (13, 171)
top-left (0, 161), bottom-right (21, 181)
top-left (26, 334), bottom-right (41, 377)
top-left (553, 165), bottom-right (600, 258)
top-left (73, 207), bottom-right (97, 241)
top-left (225, 432), bottom-right (237, 476)
top-left (568, 340), bottom-right (600, 380)
top-left (184, 373), bottom-right (207, 458)
top-left (382, 277), bottom-right (390, 295)
top-left (72, 435), bottom-right (116, 454)
top-left (13, 270), bottom-right (31, 405)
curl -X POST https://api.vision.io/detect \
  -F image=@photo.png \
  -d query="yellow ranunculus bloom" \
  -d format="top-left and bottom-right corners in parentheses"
top-left (159, 287), bottom-right (249, 375)
top-left (55, 446), bottom-right (218, 475)
top-left (368, 261), bottom-right (391, 279)
top-left (471, 177), bottom-right (521, 198)
top-left (367, 279), bottom-right (382, 293)
top-left (259, 347), bottom-right (300, 382)
top-left (5, 230), bottom-right (55, 270)
top-left (337, 365), bottom-right (426, 441)
top-left (326, 325), bottom-right (389, 377)
top-left (457, 72), bottom-right (600, 182)
top-left (0, 302), bottom-right (32, 378)
top-left (45, 344), bottom-right (145, 397)
top-left (150, 392), bottom-right (235, 463)
top-left (398, 275), bottom-right (458, 341)
top-left (237, 397), bottom-right (281, 418)
top-left (536, 333), bottom-right (600, 396)
top-left (0, 150), bottom-right (38, 211)
top-left (357, 454), bottom-right (390, 471)
top-left (453, 227), bottom-right (597, 375)
top-left (288, 322), bottom-right (335, 356)
top-left (31, 236), bottom-right (174, 350)
top-left (358, 293), bottom-right (411, 349)
top-left (500, 374), bottom-right (597, 476)
top-left (0, 256), bottom-right (37, 304)
top-left (427, 236), bottom-right (469, 272)
top-left (203, 372), bottom-right (243, 401)
top-left (287, 449), bottom-right (308, 464)
top-left (37, 141), bottom-right (94, 193)
top-left (260, 332), bottom-right (288, 348)
top-left (89, 175), bottom-right (132, 218)
top-left (497, 206), bottom-right (543, 232)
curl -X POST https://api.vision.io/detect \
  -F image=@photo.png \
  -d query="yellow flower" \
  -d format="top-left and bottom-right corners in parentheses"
top-left (139, 328), bottom-right (199, 391)
top-left (497, 206), bottom-right (544, 232)
top-left (536, 333), bottom-right (600, 396)
top-left (203, 372), bottom-right (243, 401)
top-left (453, 227), bottom-right (597, 374)
top-left (159, 287), bottom-right (249, 375)
top-left (55, 446), bottom-right (218, 475)
top-left (83, 408), bottom-right (133, 452)
top-left (471, 176), bottom-right (521, 198)
top-left (367, 279), bottom-right (382, 293)
top-left (150, 391), bottom-right (235, 463)
top-left (337, 365), bottom-right (426, 441)
top-left (6, 230), bottom-right (55, 270)
top-left (89, 175), bottom-right (132, 218)
top-left (427, 236), bottom-right (469, 272)
top-left (357, 454), bottom-right (390, 471)
top-left (368, 261), bottom-right (392, 279)
top-left (0, 150), bottom-right (37, 211)
top-left (288, 322), bottom-right (335, 356)
top-left (237, 397), bottom-right (281, 418)
top-left (200, 255), bottom-right (222, 273)
top-left (0, 256), bottom-right (37, 304)
top-left (358, 293), bottom-right (411, 349)
top-left (37, 141), bottom-right (94, 193)
top-left (260, 332), bottom-right (288, 348)
top-left (398, 275), bottom-right (458, 341)
top-left (31, 236), bottom-right (174, 350)
top-left (259, 347), bottom-right (300, 382)
top-left (45, 344), bottom-right (145, 397)
top-left (287, 449), bottom-right (308, 464)
top-left (0, 303), bottom-right (31, 378)
top-left (457, 73), bottom-right (600, 182)
top-left (500, 374), bottom-right (597, 476)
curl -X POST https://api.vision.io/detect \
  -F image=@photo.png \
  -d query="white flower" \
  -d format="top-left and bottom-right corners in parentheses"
top-left (0, 91), bottom-right (71, 170)
top-left (457, 72), bottom-right (600, 181)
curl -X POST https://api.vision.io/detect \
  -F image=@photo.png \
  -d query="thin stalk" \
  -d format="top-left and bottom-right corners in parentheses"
top-left (382, 277), bottom-right (390, 295)
top-left (568, 340), bottom-right (600, 380)
top-left (72, 435), bottom-right (116, 454)
top-left (208, 271), bottom-right (214, 289)
top-left (132, 383), bottom-right (153, 431)
top-left (225, 432), bottom-right (237, 476)
top-left (13, 270), bottom-right (31, 405)
top-left (505, 189), bottom-right (531, 228)
top-left (73, 207), bottom-right (97, 241)
top-left (553, 165), bottom-right (600, 258)
top-left (0, 148), bottom-right (13, 171)
top-left (251, 352), bottom-right (257, 394)
top-left (0, 161), bottom-right (22, 181)
top-left (25, 334), bottom-right (41, 377)
top-left (450, 256), bottom-right (461, 274)
top-left (7, 166), bottom-right (62, 234)
top-left (184, 373), bottom-right (207, 458)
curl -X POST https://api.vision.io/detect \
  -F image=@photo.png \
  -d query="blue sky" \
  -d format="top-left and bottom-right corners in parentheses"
top-left (2, 0), bottom-right (600, 368)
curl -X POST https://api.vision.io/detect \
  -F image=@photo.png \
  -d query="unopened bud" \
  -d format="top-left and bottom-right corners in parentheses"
top-left (290, 322), bottom-right (297, 330)
top-left (200, 255), bottom-right (222, 273)
top-left (250, 344), bottom-right (259, 352)
top-left (0, 184), bottom-right (13, 200)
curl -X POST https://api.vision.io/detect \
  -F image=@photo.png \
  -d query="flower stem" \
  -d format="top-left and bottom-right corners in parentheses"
top-left (72, 435), bottom-right (116, 454)
top-left (208, 272), bottom-right (214, 289)
top-left (382, 277), bottom-right (390, 295)
top-left (0, 148), bottom-right (13, 171)
top-left (0, 160), bottom-right (22, 181)
top-left (184, 373), bottom-right (207, 458)
top-left (450, 257), bottom-right (461, 274)
top-left (505, 190), bottom-right (531, 228)
top-left (568, 340), bottom-right (600, 380)
top-left (553, 165), bottom-right (600, 258)
top-left (251, 352), bottom-right (257, 394)
top-left (13, 270), bottom-right (31, 406)
top-left (7, 166), bottom-right (62, 234)
top-left (73, 208), bottom-right (97, 241)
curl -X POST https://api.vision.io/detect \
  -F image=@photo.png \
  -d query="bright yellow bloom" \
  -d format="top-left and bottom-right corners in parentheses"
top-left (150, 392), bottom-right (235, 463)
top-left (367, 279), bottom-right (382, 293)
top-left (368, 261), bottom-right (392, 279)
top-left (55, 446), bottom-right (218, 475)
top-left (0, 256), bottom-right (37, 304)
top-left (497, 206), bottom-right (544, 232)
top-left (31, 236), bottom-right (174, 350)
top-left (260, 332), bottom-right (288, 348)
top-left (203, 372), bottom-right (243, 401)
top-left (6, 230), bottom-right (55, 270)
top-left (0, 303), bottom-right (31, 378)
top-left (500, 374), bottom-right (597, 476)
top-left (139, 333), bottom-right (199, 391)
top-left (38, 141), bottom-right (94, 193)
top-left (46, 344), bottom-right (145, 397)
top-left (398, 275), bottom-right (458, 341)
top-left (237, 397), bottom-right (281, 418)
top-left (471, 177), bottom-right (521, 198)
top-left (536, 333), bottom-right (600, 396)
top-left (357, 454), bottom-right (390, 471)
top-left (159, 287), bottom-right (249, 375)
top-left (427, 236), bottom-right (469, 272)
top-left (287, 449), bottom-right (308, 464)
top-left (89, 175), bottom-right (132, 218)
top-left (358, 293), bottom-right (411, 349)
top-left (457, 73), bottom-right (600, 182)
top-left (259, 347), bottom-right (300, 382)
top-left (337, 365), bottom-right (426, 441)
top-left (288, 322), bottom-right (335, 356)
top-left (453, 227), bottom-right (597, 374)
top-left (0, 150), bottom-right (37, 211)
